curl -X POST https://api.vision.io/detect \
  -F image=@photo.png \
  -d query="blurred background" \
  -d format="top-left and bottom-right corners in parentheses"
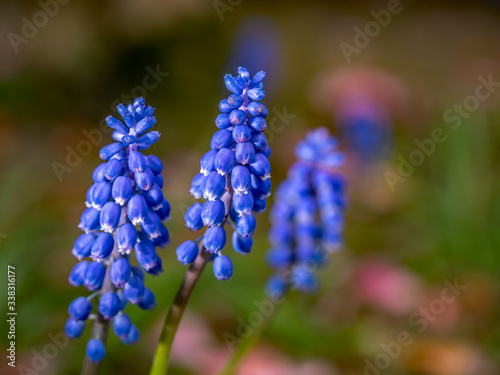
top-left (1, 0), bottom-right (500, 374)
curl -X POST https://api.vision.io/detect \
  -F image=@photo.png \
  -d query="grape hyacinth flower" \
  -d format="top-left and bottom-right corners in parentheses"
top-left (66, 98), bottom-right (170, 368)
top-left (150, 67), bottom-right (271, 375)
top-left (265, 128), bottom-right (347, 298)
top-left (178, 66), bottom-right (271, 280)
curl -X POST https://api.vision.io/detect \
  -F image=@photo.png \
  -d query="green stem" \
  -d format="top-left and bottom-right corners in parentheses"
top-left (215, 299), bottom-right (280, 375)
top-left (149, 247), bottom-right (212, 375)
top-left (150, 177), bottom-right (233, 375)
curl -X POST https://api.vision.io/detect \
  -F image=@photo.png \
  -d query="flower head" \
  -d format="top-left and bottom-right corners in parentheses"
top-left (266, 128), bottom-right (347, 297)
top-left (177, 67), bottom-right (271, 280)
top-left (66, 98), bottom-right (170, 363)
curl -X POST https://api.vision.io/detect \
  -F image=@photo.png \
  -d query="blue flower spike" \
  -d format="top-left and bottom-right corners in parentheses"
top-left (177, 67), bottom-right (271, 280)
top-left (266, 128), bottom-right (347, 297)
top-left (66, 98), bottom-right (171, 364)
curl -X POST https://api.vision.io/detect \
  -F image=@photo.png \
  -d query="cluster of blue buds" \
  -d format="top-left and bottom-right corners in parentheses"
top-left (176, 67), bottom-right (271, 280)
top-left (265, 128), bottom-right (347, 298)
top-left (66, 98), bottom-right (170, 363)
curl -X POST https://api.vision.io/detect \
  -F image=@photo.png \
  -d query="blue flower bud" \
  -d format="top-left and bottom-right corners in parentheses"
top-left (232, 125), bottom-right (252, 143)
top-left (135, 168), bottom-right (155, 190)
top-left (251, 173), bottom-right (272, 199)
top-left (247, 102), bottom-right (268, 117)
top-left (100, 202), bottom-right (121, 233)
top-left (269, 224), bottom-right (292, 246)
top-left (135, 116), bottom-right (156, 135)
top-left (229, 109), bottom-right (247, 125)
top-left (250, 70), bottom-right (266, 87)
top-left (117, 104), bottom-right (135, 128)
top-left (227, 94), bottom-right (244, 108)
top-left (113, 313), bottom-right (132, 339)
top-left (104, 159), bottom-right (123, 181)
top-left (121, 325), bottom-right (140, 345)
top-left (146, 256), bottom-right (163, 276)
top-left (248, 116), bottom-right (267, 133)
top-left (85, 184), bottom-right (96, 207)
top-left (99, 142), bottom-right (123, 161)
top-left (78, 208), bottom-right (101, 232)
top-left (251, 132), bottom-right (268, 152)
top-left (232, 232), bottom-right (253, 254)
top-left (203, 226), bottom-right (226, 253)
top-left (247, 88), bottom-right (265, 101)
top-left (236, 213), bottom-right (256, 237)
top-left (141, 210), bottom-right (162, 239)
top-left (112, 131), bottom-right (127, 143)
top-left (252, 197), bottom-right (267, 213)
top-left (137, 131), bottom-right (160, 150)
top-left (138, 288), bottom-right (156, 310)
top-left (143, 184), bottom-right (164, 210)
top-left (135, 240), bottom-right (161, 273)
top-left (213, 255), bottom-right (233, 280)
top-left (224, 74), bottom-right (243, 95)
top-left (65, 318), bottom-right (86, 339)
top-left (262, 145), bottom-right (271, 158)
top-left (202, 171), bottom-right (226, 201)
top-left (84, 262), bottom-right (106, 291)
top-left (116, 223), bottom-right (137, 254)
top-left (219, 99), bottom-right (232, 113)
top-left (91, 181), bottom-right (112, 210)
top-left (128, 151), bottom-right (147, 173)
top-left (106, 116), bottom-right (129, 134)
top-left (124, 275), bottom-right (145, 304)
top-left (233, 193), bottom-right (254, 216)
top-left (99, 292), bottom-right (121, 320)
top-left (200, 150), bottom-right (217, 175)
top-left (290, 267), bottom-right (318, 293)
top-left (154, 198), bottom-right (171, 222)
top-left (121, 134), bottom-right (137, 146)
top-left (185, 202), bottom-right (203, 231)
top-left (266, 275), bottom-right (287, 299)
top-left (153, 224), bottom-right (170, 248)
top-left (68, 296), bottom-right (92, 320)
top-left (92, 163), bottom-right (107, 183)
top-left (267, 247), bottom-right (293, 269)
top-left (215, 114), bottom-right (231, 129)
top-left (127, 194), bottom-right (148, 225)
top-left (214, 148), bottom-right (235, 175)
top-left (131, 265), bottom-right (144, 280)
top-left (112, 176), bottom-right (133, 205)
top-left (72, 233), bottom-right (96, 259)
top-left (190, 173), bottom-right (205, 199)
top-left (237, 66), bottom-right (250, 81)
top-left (235, 142), bottom-right (256, 165)
top-left (210, 129), bottom-right (233, 150)
top-left (69, 261), bottom-right (90, 287)
top-left (201, 199), bottom-right (225, 226)
top-left (249, 153), bottom-right (271, 180)
top-left (110, 258), bottom-right (131, 288)
top-left (234, 76), bottom-right (246, 90)
top-left (176, 240), bottom-right (199, 265)
top-left (86, 339), bottom-right (106, 363)
top-left (146, 155), bottom-right (163, 175)
top-left (229, 205), bottom-right (238, 223)
top-left (155, 174), bottom-right (164, 188)
top-left (231, 165), bottom-right (252, 195)
top-left (90, 232), bottom-right (114, 262)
